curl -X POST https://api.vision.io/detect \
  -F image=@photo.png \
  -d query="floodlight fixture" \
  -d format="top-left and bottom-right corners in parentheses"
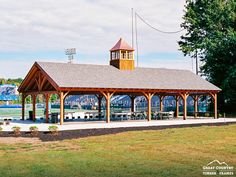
top-left (65, 48), bottom-right (76, 63)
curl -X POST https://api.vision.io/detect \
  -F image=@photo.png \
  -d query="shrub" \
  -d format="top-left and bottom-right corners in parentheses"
top-left (48, 125), bottom-right (59, 135)
top-left (29, 126), bottom-right (39, 136)
top-left (12, 126), bottom-right (21, 136)
top-left (0, 122), bottom-right (3, 126)
top-left (0, 127), bottom-right (2, 131)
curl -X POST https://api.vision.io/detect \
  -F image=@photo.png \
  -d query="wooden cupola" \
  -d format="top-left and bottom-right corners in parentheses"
top-left (110, 38), bottom-right (135, 70)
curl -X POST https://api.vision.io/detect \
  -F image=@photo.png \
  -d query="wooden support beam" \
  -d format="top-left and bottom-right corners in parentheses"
top-left (175, 95), bottom-right (180, 118)
top-left (147, 96), bottom-right (152, 121)
top-left (209, 93), bottom-right (218, 119)
top-left (25, 71), bottom-right (40, 91)
top-left (40, 76), bottom-right (47, 91)
top-left (59, 91), bottom-right (69, 125)
top-left (34, 71), bottom-right (41, 90)
top-left (63, 91), bottom-right (70, 99)
top-left (31, 82), bottom-right (39, 91)
top-left (35, 73), bottom-right (47, 91)
top-left (129, 95), bottom-right (136, 112)
top-left (214, 94), bottom-right (217, 119)
top-left (21, 93), bottom-right (25, 120)
top-left (45, 93), bottom-right (50, 123)
top-left (106, 95), bottom-right (111, 123)
top-left (43, 81), bottom-right (52, 91)
top-left (32, 94), bottom-right (37, 121)
top-left (96, 94), bottom-right (103, 119)
top-left (25, 90), bottom-right (58, 95)
top-left (35, 78), bottom-right (40, 90)
top-left (143, 92), bottom-right (154, 121)
top-left (100, 91), bottom-right (115, 123)
top-left (58, 87), bottom-right (219, 95)
top-left (192, 95), bottom-right (199, 118)
top-left (25, 79), bottom-right (36, 91)
top-left (159, 95), bottom-right (165, 112)
top-left (60, 92), bottom-right (64, 125)
top-left (180, 93), bottom-right (189, 120)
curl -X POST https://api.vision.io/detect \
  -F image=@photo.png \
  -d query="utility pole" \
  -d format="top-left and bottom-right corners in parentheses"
top-left (195, 50), bottom-right (198, 75)
top-left (131, 8), bottom-right (134, 48)
top-left (135, 12), bottom-right (139, 67)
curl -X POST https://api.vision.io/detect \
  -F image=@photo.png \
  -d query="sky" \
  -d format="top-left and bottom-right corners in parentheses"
top-left (0, 0), bottom-right (194, 78)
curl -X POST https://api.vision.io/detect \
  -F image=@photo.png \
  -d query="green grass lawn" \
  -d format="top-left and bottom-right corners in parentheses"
top-left (0, 125), bottom-right (235, 177)
top-left (0, 108), bottom-right (45, 118)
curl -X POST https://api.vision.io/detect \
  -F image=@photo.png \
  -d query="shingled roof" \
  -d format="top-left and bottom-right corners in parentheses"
top-left (34, 61), bottom-right (220, 92)
top-left (110, 38), bottom-right (134, 51)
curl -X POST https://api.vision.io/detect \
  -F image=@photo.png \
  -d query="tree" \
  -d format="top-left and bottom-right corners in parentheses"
top-left (0, 78), bottom-right (23, 86)
top-left (179, 0), bottom-right (236, 113)
top-left (0, 78), bottom-right (6, 85)
top-left (50, 94), bottom-right (59, 103)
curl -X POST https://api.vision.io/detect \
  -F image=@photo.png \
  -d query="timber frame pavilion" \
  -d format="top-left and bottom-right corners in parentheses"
top-left (18, 38), bottom-right (221, 125)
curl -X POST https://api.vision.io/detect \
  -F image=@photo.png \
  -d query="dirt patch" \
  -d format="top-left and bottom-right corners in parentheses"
top-left (0, 137), bottom-right (81, 153)
top-left (0, 137), bottom-right (42, 144)
top-left (0, 122), bottom-right (235, 142)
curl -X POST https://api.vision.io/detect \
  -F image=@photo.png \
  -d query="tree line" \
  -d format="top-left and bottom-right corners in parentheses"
top-left (0, 78), bottom-right (23, 86)
top-left (179, 0), bottom-right (236, 113)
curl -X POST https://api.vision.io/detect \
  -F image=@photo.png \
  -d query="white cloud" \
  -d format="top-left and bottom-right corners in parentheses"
top-left (0, 0), bottom-right (186, 52)
top-left (0, 0), bottom-right (191, 78)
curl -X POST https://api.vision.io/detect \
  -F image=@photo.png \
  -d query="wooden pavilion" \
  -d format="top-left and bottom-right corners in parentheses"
top-left (18, 38), bottom-right (221, 125)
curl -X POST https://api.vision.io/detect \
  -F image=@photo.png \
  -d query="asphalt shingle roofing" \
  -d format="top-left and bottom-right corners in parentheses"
top-left (37, 61), bottom-right (220, 91)
top-left (110, 38), bottom-right (134, 51)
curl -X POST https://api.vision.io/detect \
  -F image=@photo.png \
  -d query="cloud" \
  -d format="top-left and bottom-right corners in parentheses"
top-left (0, 0), bottom-right (191, 78)
top-left (0, 0), bottom-right (186, 52)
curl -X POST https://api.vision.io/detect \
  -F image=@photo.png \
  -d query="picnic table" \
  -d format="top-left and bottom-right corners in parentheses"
top-left (84, 111), bottom-right (99, 119)
top-left (111, 112), bottom-right (130, 121)
top-left (65, 111), bottom-right (76, 114)
top-left (158, 111), bottom-right (174, 120)
top-left (131, 111), bottom-right (146, 120)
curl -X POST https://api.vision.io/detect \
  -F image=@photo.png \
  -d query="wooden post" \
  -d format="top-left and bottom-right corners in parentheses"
top-left (210, 93), bottom-right (218, 119)
top-left (101, 92), bottom-right (114, 123)
top-left (175, 95), bottom-right (180, 118)
top-left (96, 95), bottom-right (103, 119)
top-left (32, 94), bottom-right (36, 121)
top-left (147, 95), bottom-right (152, 121)
top-left (60, 92), bottom-right (64, 125)
top-left (159, 96), bottom-right (164, 111)
top-left (21, 93), bottom-right (25, 120)
top-left (130, 95), bottom-right (136, 112)
top-left (59, 91), bottom-right (69, 125)
top-left (193, 95), bottom-right (199, 118)
top-left (143, 92), bottom-right (154, 121)
top-left (45, 93), bottom-right (50, 123)
top-left (106, 95), bottom-right (111, 123)
top-left (180, 93), bottom-right (188, 120)
top-left (214, 94), bottom-right (217, 119)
